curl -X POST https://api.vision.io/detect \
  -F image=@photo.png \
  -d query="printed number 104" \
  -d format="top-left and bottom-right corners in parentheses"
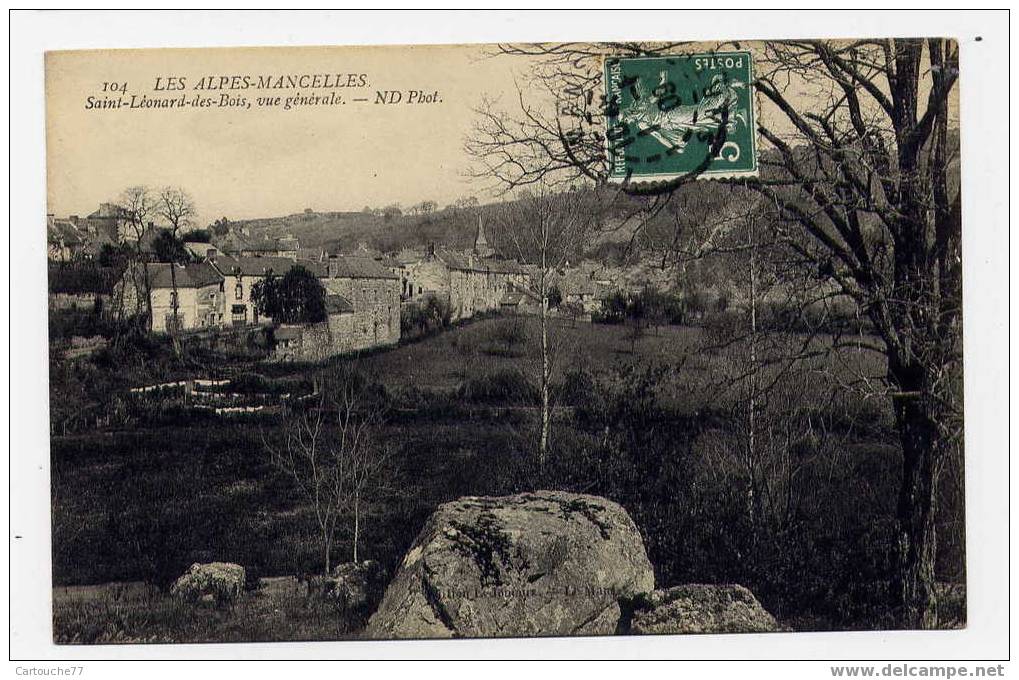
top-left (102, 82), bottom-right (128, 93)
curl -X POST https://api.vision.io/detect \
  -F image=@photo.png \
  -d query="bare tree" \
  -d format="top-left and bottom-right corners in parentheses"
top-left (473, 38), bottom-right (961, 628)
top-left (117, 186), bottom-right (157, 325)
top-left (263, 368), bottom-right (391, 573)
top-left (157, 186), bottom-right (197, 237)
top-left (155, 187), bottom-right (197, 342)
top-left (747, 39), bottom-right (961, 629)
top-left (496, 185), bottom-right (599, 467)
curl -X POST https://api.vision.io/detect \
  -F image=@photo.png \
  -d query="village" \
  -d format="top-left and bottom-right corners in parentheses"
top-left (47, 201), bottom-right (616, 360)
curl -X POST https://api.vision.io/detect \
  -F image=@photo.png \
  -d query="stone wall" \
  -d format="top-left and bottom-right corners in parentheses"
top-left (320, 277), bottom-right (400, 350)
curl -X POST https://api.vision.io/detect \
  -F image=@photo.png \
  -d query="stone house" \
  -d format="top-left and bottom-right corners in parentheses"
top-left (117, 262), bottom-right (225, 333)
top-left (208, 255), bottom-right (296, 327)
top-left (499, 284), bottom-right (542, 315)
top-left (47, 215), bottom-right (84, 261)
top-left (214, 229), bottom-right (299, 258)
top-left (557, 268), bottom-right (605, 314)
top-left (184, 241), bottom-right (221, 260)
top-left (115, 249), bottom-right (402, 354)
top-left (273, 295), bottom-right (357, 361)
top-left (83, 202), bottom-right (135, 243)
top-left (401, 245), bottom-right (529, 321)
top-left (319, 256), bottom-right (401, 351)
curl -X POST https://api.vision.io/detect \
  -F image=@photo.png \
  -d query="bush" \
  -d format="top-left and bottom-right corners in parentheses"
top-left (593, 290), bottom-right (628, 324)
top-left (401, 296), bottom-right (453, 339)
top-left (483, 317), bottom-right (530, 357)
top-left (48, 262), bottom-right (121, 295)
top-left (458, 369), bottom-right (536, 405)
top-left (558, 367), bottom-right (604, 418)
top-left (244, 564), bottom-right (263, 592)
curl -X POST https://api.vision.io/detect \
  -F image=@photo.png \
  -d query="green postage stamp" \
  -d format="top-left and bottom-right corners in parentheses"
top-left (603, 51), bottom-right (758, 182)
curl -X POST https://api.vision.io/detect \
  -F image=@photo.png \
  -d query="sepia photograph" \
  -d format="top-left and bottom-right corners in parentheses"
top-left (9, 10), bottom-right (1008, 666)
top-left (43, 35), bottom-right (965, 644)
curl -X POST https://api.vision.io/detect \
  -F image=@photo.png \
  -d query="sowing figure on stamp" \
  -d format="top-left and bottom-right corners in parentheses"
top-left (620, 72), bottom-right (747, 159)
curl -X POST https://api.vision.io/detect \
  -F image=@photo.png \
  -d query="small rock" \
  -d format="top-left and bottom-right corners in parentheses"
top-left (629, 584), bottom-right (782, 635)
top-left (329, 560), bottom-right (385, 615)
top-left (170, 562), bottom-right (245, 606)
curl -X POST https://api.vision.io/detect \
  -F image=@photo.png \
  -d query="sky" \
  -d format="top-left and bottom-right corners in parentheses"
top-left (46, 44), bottom-right (531, 225)
top-left (46, 41), bottom-right (956, 228)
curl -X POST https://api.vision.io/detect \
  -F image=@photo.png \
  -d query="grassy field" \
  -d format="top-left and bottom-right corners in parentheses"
top-left (52, 577), bottom-right (362, 644)
top-left (50, 314), bottom-right (957, 641)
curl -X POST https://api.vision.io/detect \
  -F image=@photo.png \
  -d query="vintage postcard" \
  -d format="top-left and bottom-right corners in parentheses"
top-left (45, 37), bottom-right (964, 645)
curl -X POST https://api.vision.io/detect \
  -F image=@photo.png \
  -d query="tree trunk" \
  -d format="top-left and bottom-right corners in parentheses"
top-left (539, 293), bottom-right (550, 468)
top-left (890, 362), bottom-right (945, 629)
top-left (747, 222), bottom-right (758, 528)
top-left (324, 533), bottom-right (332, 575)
top-left (140, 259), bottom-right (153, 330)
top-left (168, 261), bottom-right (183, 357)
top-left (353, 496), bottom-right (360, 564)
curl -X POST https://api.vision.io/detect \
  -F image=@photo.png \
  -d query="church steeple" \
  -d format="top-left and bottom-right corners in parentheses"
top-left (474, 213), bottom-right (494, 259)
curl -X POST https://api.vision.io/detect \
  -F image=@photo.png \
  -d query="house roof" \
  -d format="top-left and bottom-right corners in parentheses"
top-left (87, 204), bottom-right (132, 220)
top-left (48, 219), bottom-right (83, 245)
top-left (295, 248), bottom-right (325, 263)
top-left (395, 248), bottom-right (426, 265)
top-left (209, 255), bottom-right (301, 278)
top-left (433, 248), bottom-right (474, 271)
top-left (147, 262), bottom-right (224, 289)
top-left (324, 295), bottom-right (354, 314)
top-left (183, 241), bottom-right (220, 259)
top-left (213, 230), bottom-right (281, 254)
top-left (501, 284), bottom-right (540, 306)
top-left (80, 229), bottom-right (117, 256)
top-left (483, 258), bottom-right (528, 275)
top-left (559, 269), bottom-right (598, 296)
top-left (375, 255), bottom-right (401, 269)
top-left (325, 256), bottom-right (399, 280)
top-left (431, 248), bottom-right (528, 275)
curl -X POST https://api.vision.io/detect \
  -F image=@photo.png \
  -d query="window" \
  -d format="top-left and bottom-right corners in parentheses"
top-left (235, 280), bottom-right (243, 300)
top-left (169, 291), bottom-right (177, 308)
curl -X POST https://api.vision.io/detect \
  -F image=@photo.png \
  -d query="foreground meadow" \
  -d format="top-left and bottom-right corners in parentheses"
top-left (50, 315), bottom-right (963, 640)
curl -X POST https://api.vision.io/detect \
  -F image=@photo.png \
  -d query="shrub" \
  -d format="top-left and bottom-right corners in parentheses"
top-left (484, 317), bottom-right (530, 357)
top-left (458, 369), bottom-right (535, 405)
top-left (244, 564), bottom-right (263, 592)
top-left (558, 367), bottom-right (604, 419)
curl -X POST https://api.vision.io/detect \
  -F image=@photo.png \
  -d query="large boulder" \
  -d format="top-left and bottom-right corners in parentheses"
top-left (366, 491), bottom-right (654, 639)
top-left (170, 562), bottom-right (245, 606)
top-left (629, 584), bottom-right (782, 635)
